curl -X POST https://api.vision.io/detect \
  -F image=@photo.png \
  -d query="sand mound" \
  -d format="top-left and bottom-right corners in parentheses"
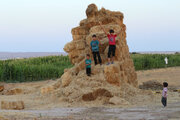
top-left (82, 88), bottom-right (113, 101)
top-left (42, 4), bottom-right (139, 106)
top-left (139, 80), bottom-right (163, 90)
top-left (1, 101), bottom-right (24, 110)
top-left (63, 3), bottom-right (137, 87)
top-left (47, 64), bottom-right (140, 106)
top-left (0, 85), bottom-right (4, 92)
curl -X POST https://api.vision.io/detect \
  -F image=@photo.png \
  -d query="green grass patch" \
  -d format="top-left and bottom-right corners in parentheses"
top-left (131, 54), bottom-right (180, 70)
top-left (0, 54), bottom-right (180, 83)
top-left (0, 56), bottom-right (73, 83)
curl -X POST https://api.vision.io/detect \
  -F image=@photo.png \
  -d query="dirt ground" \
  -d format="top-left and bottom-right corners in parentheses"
top-left (137, 67), bottom-right (180, 87)
top-left (0, 67), bottom-right (180, 120)
top-left (1, 102), bottom-right (180, 120)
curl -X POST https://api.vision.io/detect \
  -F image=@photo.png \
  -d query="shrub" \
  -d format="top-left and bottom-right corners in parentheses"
top-left (131, 54), bottom-right (180, 70)
top-left (0, 56), bottom-right (73, 83)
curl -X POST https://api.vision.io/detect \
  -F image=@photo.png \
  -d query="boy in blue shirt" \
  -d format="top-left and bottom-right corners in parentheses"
top-left (85, 54), bottom-right (91, 76)
top-left (90, 35), bottom-right (102, 65)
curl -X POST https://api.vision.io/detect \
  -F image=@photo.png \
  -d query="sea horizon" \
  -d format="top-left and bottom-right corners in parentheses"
top-left (0, 51), bottom-right (179, 60)
top-left (0, 52), bottom-right (67, 60)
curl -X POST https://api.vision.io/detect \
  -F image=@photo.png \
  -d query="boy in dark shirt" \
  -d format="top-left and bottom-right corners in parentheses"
top-left (99, 22), bottom-right (120, 65)
top-left (90, 34), bottom-right (102, 65)
top-left (85, 54), bottom-right (91, 76)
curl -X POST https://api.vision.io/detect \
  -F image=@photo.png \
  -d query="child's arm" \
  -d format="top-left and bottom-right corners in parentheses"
top-left (164, 91), bottom-right (167, 98)
top-left (85, 60), bottom-right (91, 66)
top-left (87, 60), bottom-right (92, 66)
top-left (90, 42), bottom-right (92, 52)
top-left (99, 22), bottom-right (108, 35)
top-left (116, 27), bottom-right (124, 35)
top-left (116, 30), bottom-right (121, 35)
top-left (98, 37), bottom-right (102, 45)
top-left (85, 62), bottom-right (91, 66)
top-left (86, 62), bottom-right (91, 66)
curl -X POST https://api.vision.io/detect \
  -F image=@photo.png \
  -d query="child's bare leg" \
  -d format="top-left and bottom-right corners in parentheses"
top-left (108, 58), bottom-right (111, 63)
top-left (110, 56), bottom-right (114, 64)
top-left (112, 56), bottom-right (114, 62)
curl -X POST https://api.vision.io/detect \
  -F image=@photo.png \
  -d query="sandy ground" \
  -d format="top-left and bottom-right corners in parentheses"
top-left (0, 67), bottom-right (180, 119)
top-left (137, 67), bottom-right (180, 87)
top-left (0, 102), bottom-right (180, 120)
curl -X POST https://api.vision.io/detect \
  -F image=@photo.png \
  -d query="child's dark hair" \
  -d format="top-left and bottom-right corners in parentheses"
top-left (163, 82), bottom-right (168, 87)
top-left (87, 54), bottom-right (90, 57)
top-left (109, 29), bottom-right (114, 33)
top-left (92, 34), bottom-right (96, 37)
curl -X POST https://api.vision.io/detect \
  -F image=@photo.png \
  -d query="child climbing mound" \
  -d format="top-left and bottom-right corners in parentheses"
top-left (161, 82), bottom-right (168, 107)
top-left (90, 34), bottom-right (102, 65)
top-left (99, 22), bottom-right (120, 65)
top-left (85, 54), bottom-right (91, 76)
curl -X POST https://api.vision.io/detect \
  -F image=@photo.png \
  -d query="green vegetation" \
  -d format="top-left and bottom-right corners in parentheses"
top-left (0, 54), bottom-right (180, 83)
top-left (0, 56), bottom-right (73, 83)
top-left (131, 54), bottom-right (180, 70)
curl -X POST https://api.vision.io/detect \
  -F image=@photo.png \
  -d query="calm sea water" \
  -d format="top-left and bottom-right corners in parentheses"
top-left (0, 51), bottom-right (178, 60)
top-left (0, 52), bottom-right (67, 60)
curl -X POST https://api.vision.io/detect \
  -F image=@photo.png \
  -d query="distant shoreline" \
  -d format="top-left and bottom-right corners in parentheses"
top-left (130, 51), bottom-right (180, 54)
top-left (0, 52), bottom-right (67, 60)
top-left (0, 51), bottom-right (179, 60)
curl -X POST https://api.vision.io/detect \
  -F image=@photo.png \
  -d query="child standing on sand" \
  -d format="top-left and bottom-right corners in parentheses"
top-left (99, 22), bottom-right (120, 65)
top-left (90, 34), bottom-right (102, 65)
top-left (161, 82), bottom-right (168, 107)
top-left (85, 54), bottom-right (91, 76)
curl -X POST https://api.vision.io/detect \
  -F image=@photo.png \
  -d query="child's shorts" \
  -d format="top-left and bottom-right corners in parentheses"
top-left (108, 45), bottom-right (116, 58)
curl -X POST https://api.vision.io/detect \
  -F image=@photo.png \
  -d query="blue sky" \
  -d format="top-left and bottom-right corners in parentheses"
top-left (0, 0), bottom-right (180, 52)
